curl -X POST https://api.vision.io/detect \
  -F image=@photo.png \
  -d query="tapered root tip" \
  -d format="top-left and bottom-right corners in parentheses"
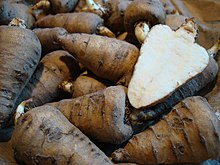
top-left (14, 99), bottom-right (33, 125)
top-left (97, 26), bottom-right (116, 38)
top-left (135, 22), bottom-right (150, 44)
top-left (58, 81), bottom-right (74, 93)
top-left (111, 148), bottom-right (129, 163)
top-left (8, 18), bottom-right (26, 29)
top-left (31, 0), bottom-right (50, 10)
top-left (207, 38), bottom-right (220, 58)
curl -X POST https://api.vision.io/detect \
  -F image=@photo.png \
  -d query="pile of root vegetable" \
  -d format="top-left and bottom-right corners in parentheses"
top-left (0, 0), bottom-right (220, 164)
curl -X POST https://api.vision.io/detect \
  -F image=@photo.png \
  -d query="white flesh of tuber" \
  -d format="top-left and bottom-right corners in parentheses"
top-left (128, 19), bottom-right (209, 109)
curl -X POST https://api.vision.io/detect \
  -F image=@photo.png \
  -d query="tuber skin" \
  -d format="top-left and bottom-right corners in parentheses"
top-left (124, 0), bottom-right (166, 42)
top-left (57, 33), bottom-right (139, 86)
top-left (59, 74), bottom-right (107, 98)
top-left (33, 27), bottom-right (68, 55)
top-left (131, 56), bottom-right (218, 133)
top-left (0, 1), bottom-right (35, 28)
top-left (35, 12), bottom-right (115, 37)
top-left (0, 26), bottom-right (41, 129)
top-left (112, 96), bottom-right (220, 164)
top-left (11, 105), bottom-right (113, 165)
top-left (15, 50), bottom-right (80, 110)
top-left (32, 0), bottom-right (79, 14)
top-left (48, 86), bottom-right (133, 144)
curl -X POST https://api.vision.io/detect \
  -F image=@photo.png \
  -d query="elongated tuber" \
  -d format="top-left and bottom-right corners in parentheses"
top-left (112, 96), bottom-right (220, 164)
top-left (12, 105), bottom-right (113, 165)
top-left (48, 86), bottom-right (133, 144)
top-left (57, 33), bottom-right (139, 86)
top-left (0, 26), bottom-right (41, 129)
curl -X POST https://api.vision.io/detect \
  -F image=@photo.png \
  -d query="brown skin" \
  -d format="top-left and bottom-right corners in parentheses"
top-left (33, 27), bottom-right (68, 55)
top-left (131, 57), bottom-right (219, 133)
top-left (57, 33), bottom-right (139, 86)
top-left (124, 0), bottom-right (166, 39)
top-left (205, 53), bottom-right (220, 113)
top-left (0, 1), bottom-right (35, 28)
top-left (15, 50), bottom-right (80, 110)
top-left (11, 106), bottom-right (113, 165)
top-left (0, 26), bottom-right (41, 129)
top-left (48, 86), bottom-right (133, 144)
top-left (35, 12), bottom-right (104, 34)
top-left (72, 74), bottom-right (107, 98)
top-left (49, 0), bottom-right (79, 14)
top-left (112, 96), bottom-right (220, 164)
top-left (104, 0), bottom-right (132, 34)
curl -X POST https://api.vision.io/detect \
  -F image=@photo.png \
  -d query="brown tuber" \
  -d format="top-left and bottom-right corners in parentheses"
top-left (48, 86), bottom-right (133, 144)
top-left (112, 96), bottom-right (220, 164)
top-left (12, 105), bottom-right (113, 165)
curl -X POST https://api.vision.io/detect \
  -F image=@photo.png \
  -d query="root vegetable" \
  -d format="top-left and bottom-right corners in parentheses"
top-left (57, 33), bottom-right (139, 86)
top-left (33, 27), bottom-right (68, 55)
top-left (35, 12), bottom-right (115, 37)
top-left (32, 0), bottom-right (79, 14)
top-left (15, 50), bottom-right (80, 110)
top-left (48, 86), bottom-right (133, 144)
top-left (112, 96), bottom-right (220, 164)
top-left (59, 74), bottom-right (107, 98)
top-left (124, 0), bottom-right (166, 43)
top-left (0, 26), bottom-right (41, 129)
top-left (12, 105), bottom-right (113, 165)
top-left (131, 56), bottom-right (218, 132)
top-left (128, 19), bottom-right (209, 109)
top-left (0, 1), bottom-right (35, 28)
top-left (205, 39), bottom-right (220, 113)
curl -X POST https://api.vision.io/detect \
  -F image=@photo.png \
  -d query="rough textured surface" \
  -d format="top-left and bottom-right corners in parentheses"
top-left (72, 75), bottom-right (106, 98)
top-left (0, 1), bottom-right (35, 28)
top-left (58, 33), bottom-right (139, 86)
top-left (128, 24), bottom-right (209, 109)
top-left (124, 0), bottom-right (166, 38)
top-left (11, 106), bottom-right (113, 165)
top-left (0, 26), bottom-right (41, 129)
top-left (104, 0), bottom-right (132, 34)
top-left (112, 96), bottom-right (220, 164)
top-left (49, 0), bottom-right (79, 14)
top-left (35, 12), bottom-right (103, 34)
top-left (34, 27), bottom-right (68, 55)
top-left (49, 86), bottom-right (133, 144)
top-left (15, 50), bottom-right (80, 109)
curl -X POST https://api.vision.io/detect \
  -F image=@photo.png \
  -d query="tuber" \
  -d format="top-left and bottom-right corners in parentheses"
top-left (0, 0), bottom-right (35, 28)
top-left (57, 33), bottom-right (139, 86)
top-left (12, 105), bottom-right (113, 165)
top-left (0, 25), bottom-right (41, 129)
top-left (33, 27), bottom-right (68, 55)
top-left (15, 50), bottom-right (80, 110)
top-left (32, 0), bottom-right (79, 14)
top-left (48, 86), bottom-right (133, 144)
top-left (124, 0), bottom-right (166, 43)
top-left (59, 74), bottom-right (107, 98)
top-left (128, 19), bottom-right (209, 109)
top-left (112, 96), bottom-right (220, 164)
top-left (35, 12), bottom-right (115, 37)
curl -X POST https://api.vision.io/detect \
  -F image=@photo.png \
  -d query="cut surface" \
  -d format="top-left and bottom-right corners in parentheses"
top-left (128, 24), bottom-right (209, 109)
